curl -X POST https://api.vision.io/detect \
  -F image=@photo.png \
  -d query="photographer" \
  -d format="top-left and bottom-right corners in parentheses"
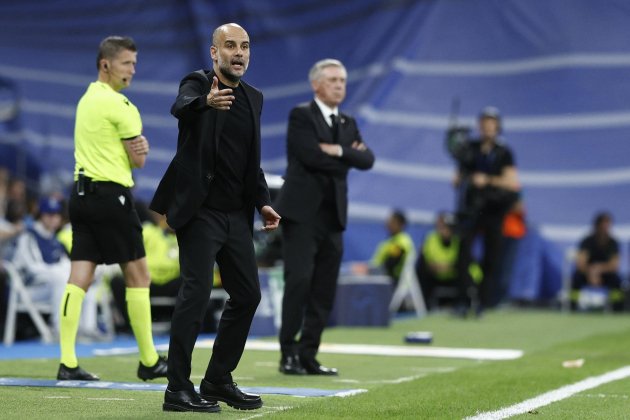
top-left (449, 107), bottom-right (520, 316)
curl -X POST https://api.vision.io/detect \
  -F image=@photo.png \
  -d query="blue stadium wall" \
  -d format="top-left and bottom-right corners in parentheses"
top-left (1, 0), bottom-right (629, 300)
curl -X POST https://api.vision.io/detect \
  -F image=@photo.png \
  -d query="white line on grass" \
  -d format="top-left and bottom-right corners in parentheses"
top-left (367, 374), bottom-right (426, 384)
top-left (465, 365), bottom-right (630, 420)
top-left (95, 341), bottom-right (523, 361)
top-left (86, 397), bottom-right (135, 401)
top-left (236, 405), bottom-right (293, 420)
top-left (581, 393), bottom-right (629, 399)
top-left (335, 368), bottom-right (457, 385)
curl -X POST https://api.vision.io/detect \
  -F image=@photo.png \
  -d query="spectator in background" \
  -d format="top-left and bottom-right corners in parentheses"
top-left (10, 196), bottom-right (100, 338)
top-left (0, 199), bottom-right (24, 255)
top-left (274, 58), bottom-right (374, 376)
top-left (453, 106), bottom-right (520, 316)
top-left (370, 210), bottom-right (415, 285)
top-left (0, 167), bottom-right (9, 219)
top-left (5, 177), bottom-right (33, 227)
top-left (416, 212), bottom-right (482, 310)
top-left (0, 167), bottom-right (24, 337)
top-left (571, 212), bottom-right (623, 311)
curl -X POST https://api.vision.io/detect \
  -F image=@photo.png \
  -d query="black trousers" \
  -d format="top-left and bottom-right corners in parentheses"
top-left (456, 212), bottom-right (505, 309)
top-left (571, 271), bottom-right (621, 290)
top-left (279, 213), bottom-right (343, 361)
top-left (167, 208), bottom-right (260, 392)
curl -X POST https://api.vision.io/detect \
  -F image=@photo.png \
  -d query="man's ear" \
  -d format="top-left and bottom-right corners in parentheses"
top-left (210, 46), bottom-right (217, 61)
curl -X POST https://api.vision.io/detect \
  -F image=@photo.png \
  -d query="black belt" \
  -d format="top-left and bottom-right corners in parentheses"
top-left (76, 178), bottom-right (127, 195)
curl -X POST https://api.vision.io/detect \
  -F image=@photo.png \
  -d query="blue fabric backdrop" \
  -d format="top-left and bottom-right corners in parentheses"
top-left (1, 0), bottom-right (629, 299)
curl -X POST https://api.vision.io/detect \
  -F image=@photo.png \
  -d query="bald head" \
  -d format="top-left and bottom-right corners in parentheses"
top-left (210, 23), bottom-right (250, 86)
top-left (212, 23), bottom-right (245, 47)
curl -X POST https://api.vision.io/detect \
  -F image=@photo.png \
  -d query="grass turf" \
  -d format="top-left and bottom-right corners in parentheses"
top-left (1, 308), bottom-right (629, 419)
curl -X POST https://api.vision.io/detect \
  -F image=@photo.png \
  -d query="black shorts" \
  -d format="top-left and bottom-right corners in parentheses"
top-left (69, 181), bottom-right (145, 265)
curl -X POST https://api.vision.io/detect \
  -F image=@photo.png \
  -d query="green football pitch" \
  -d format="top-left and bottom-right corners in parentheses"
top-left (1, 309), bottom-right (629, 419)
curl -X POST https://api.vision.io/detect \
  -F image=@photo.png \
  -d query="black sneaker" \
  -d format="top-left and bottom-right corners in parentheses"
top-left (137, 355), bottom-right (168, 381)
top-left (199, 379), bottom-right (262, 410)
top-left (57, 364), bottom-right (100, 381)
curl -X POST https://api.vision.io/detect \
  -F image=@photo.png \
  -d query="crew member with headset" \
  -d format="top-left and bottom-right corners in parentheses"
top-left (451, 106), bottom-right (520, 315)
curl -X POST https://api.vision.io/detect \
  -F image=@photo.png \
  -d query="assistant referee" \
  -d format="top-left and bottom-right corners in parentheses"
top-left (57, 36), bottom-right (167, 381)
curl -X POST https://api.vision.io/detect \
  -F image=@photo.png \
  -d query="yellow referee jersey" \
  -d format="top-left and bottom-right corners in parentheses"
top-left (74, 80), bottom-right (142, 187)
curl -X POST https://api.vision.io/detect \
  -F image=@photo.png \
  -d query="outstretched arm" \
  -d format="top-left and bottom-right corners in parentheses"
top-left (171, 73), bottom-right (234, 120)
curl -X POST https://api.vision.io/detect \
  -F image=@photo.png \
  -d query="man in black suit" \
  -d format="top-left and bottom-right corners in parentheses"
top-left (275, 59), bottom-right (375, 376)
top-left (150, 23), bottom-right (281, 413)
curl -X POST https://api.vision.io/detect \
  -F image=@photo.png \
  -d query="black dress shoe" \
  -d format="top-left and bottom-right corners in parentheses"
top-left (199, 378), bottom-right (262, 410)
top-left (301, 358), bottom-right (338, 376)
top-left (57, 364), bottom-right (100, 381)
top-left (138, 355), bottom-right (168, 381)
top-left (163, 388), bottom-right (220, 413)
top-left (279, 354), bottom-right (306, 375)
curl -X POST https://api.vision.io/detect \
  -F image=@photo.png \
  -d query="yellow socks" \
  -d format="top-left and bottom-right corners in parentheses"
top-left (59, 284), bottom-right (85, 368)
top-left (126, 287), bottom-right (159, 367)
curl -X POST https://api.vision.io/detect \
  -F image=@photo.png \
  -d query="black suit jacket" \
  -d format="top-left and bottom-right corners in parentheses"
top-left (150, 69), bottom-right (271, 231)
top-left (274, 101), bottom-right (374, 229)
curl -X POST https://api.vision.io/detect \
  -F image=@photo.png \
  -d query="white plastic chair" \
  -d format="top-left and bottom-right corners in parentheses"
top-left (388, 248), bottom-right (427, 317)
top-left (3, 260), bottom-right (54, 346)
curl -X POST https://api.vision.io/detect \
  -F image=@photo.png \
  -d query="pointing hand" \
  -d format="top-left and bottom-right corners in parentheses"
top-left (206, 76), bottom-right (235, 110)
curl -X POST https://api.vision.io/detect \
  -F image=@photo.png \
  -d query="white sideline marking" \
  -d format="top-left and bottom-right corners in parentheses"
top-left (87, 397), bottom-right (135, 401)
top-left (94, 340), bottom-right (523, 361)
top-left (581, 393), bottom-right (629, 399)
top-left (334, 367), bottom-right (457, 385)
top-left (243, 340), bottom-right (523, 361)
top-left (465, 365), bottom-right (630, 420)
top-left (237, 405), bottom-right (293, 420)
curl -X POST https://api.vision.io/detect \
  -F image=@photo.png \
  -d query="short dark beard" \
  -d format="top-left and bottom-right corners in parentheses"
top-left (219, 67), bottom-right (241, 85)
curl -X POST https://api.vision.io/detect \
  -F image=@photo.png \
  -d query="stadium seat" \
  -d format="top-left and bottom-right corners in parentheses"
top-left (3, 260), bottom-right (54, 346)
top-left (388, 248), bottom-right (427, 316)
top-left (2, 261), bottom-right (117, 346)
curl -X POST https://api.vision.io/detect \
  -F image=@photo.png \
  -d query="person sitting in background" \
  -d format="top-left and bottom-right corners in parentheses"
top-left (571, 211), bottom-right (624, 311)
top-left (10, 196), bottom-right (100, 338)
top-left (415, 212), bottom-right (482, 310)
top-left (370, 210), bottom-right (415, 285)
top-left (0, 167), bottom-right (25, 338)
top-left (5, 177), bottom-right (35, 228)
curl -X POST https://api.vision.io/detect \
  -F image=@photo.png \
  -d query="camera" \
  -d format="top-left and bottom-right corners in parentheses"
top-left (445, 125), bottom-right (474, 172)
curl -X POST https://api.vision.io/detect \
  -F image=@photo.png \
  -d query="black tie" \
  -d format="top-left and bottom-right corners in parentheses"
top-left (330, 113), bottom-right (339, 143)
